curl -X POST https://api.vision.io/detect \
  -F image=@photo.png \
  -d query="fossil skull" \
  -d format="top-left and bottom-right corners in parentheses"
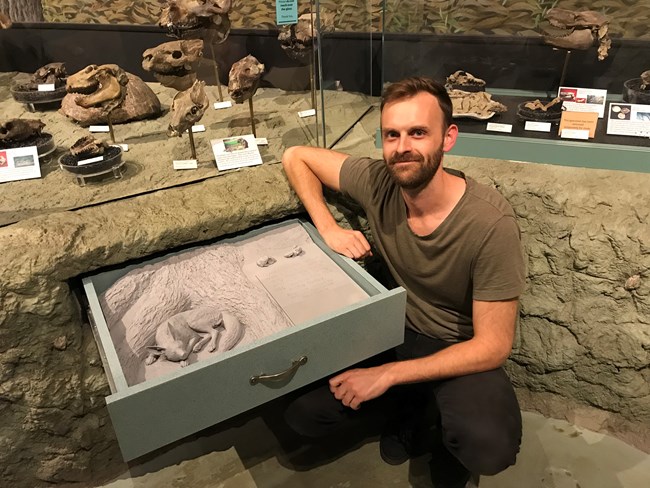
top-left (70, 135), bottom-right (109, 158)
top-left (168, 80), bottom-right (209, 137)
top-left (31, 63), bottom-right (67, 87)
top-left (542, 8), bottom-right (611, 61)
top-left (67, 64), bottom-right (129, 114)
top-left (142, 39), bottom-right (204, 91)
top-left (0, 119), bottom-right (45, 144)
top-left (278, 13), bottom-right (318, 63)
top-left (0, 11), bottom-right (11, 29)
top-left (159, 0), bottom-right (231, 42)
top-left (228, 55), bottom-right (265, 104)
top-left (640, 70), bottom-right (650, 90)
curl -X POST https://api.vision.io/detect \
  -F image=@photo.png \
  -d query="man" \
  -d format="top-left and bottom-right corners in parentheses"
top-left (281, 77), bottom-right (525, 488)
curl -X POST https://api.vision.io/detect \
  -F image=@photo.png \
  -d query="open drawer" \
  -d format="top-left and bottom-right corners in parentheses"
top-left (82, 219), bottom-right (406, 461)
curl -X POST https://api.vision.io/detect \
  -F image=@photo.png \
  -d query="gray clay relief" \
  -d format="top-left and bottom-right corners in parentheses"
top-left (100, 223), bottom-right (368, 386)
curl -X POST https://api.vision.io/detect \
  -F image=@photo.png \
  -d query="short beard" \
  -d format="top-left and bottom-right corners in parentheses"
top-left (385, 145), bottom-right (444, 191)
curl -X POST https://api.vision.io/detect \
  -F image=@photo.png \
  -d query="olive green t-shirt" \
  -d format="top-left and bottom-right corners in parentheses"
top-left (340, 156), bottom-right (526, 342)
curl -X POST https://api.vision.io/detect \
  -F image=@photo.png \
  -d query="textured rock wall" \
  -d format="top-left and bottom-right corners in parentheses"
top-left (0, 157), bottom-right (648, 487)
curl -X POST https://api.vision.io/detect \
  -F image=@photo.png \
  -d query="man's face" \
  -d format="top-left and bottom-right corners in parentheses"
top-left (381, 92), bottom-right (457, 191)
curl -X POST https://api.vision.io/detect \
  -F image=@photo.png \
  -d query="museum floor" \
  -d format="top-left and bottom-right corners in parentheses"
top-left (99, 398), bottom-right (649, 488)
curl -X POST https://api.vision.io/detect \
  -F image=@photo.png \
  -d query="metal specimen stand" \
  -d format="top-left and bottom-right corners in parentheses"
top-left (188, 127), bottom-right (197, 160)
top-left (248, 98), bottom-right (256, 137)
top-left (558, 50), bottom-right (572, 90)
top-left (208, 42), bottom-right (224, 102)
top-left (107, 112), bottom-right (116, 144)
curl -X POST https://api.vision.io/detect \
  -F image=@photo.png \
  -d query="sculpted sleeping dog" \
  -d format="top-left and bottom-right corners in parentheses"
top-left (145, 306), bottom-right (243, 367)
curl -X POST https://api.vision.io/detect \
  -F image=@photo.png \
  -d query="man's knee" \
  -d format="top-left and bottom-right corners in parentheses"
top-left (284, 385), bottom-right (349, 438)
top-left (442, 417), bottom-right (521, 475)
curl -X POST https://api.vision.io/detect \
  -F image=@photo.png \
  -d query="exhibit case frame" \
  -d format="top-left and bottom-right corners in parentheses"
top-left (380, 0), bottom-right (650, 172)
top-left (81, 219), bottom-right (406, 461)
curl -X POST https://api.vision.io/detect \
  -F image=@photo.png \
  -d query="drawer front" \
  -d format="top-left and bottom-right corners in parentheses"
top-left (106, 288), bottom-right (406, 461)
top-left (82, 219), bottom-right (407, 461)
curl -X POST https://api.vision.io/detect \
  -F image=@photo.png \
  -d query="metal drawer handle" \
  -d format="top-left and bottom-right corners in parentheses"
top-left (250, 356), bottom-right (308, 385)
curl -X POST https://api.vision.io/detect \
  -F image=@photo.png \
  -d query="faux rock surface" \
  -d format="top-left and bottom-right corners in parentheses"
top-left (1, 123), bottom-right (649, 486)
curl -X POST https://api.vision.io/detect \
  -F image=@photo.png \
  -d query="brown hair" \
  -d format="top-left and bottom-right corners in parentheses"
top-left (381, 77), bottom-right (453, 130)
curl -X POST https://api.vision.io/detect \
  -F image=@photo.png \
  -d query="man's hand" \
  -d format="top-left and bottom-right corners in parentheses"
top-left (320, 225), bottom-right (372, 259)
top-left (329, 365), bottom-right (392, 410)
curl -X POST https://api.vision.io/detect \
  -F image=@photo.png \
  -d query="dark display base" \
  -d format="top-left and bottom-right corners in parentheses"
top-left (59, 145), bottom-right (123, 176)
top-left (456, 94), bottom-right (650, 149)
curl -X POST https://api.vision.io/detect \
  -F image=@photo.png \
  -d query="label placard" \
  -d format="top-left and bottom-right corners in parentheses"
top-left (37, 83), bottom-right (55, 92)
top-left (276, 0), bottom-right (298, 25)
top-left (89, 125), bottom-right (110, 133)
top-left (77, 156), bottom-right (104, 166)
top-left (214, 101), bottom-right (232, 109)
top-left (298, 108), bottom-right (316, 118)
top-left (524, 121), bottom-right (552, 132)
top-left (0, 146), bottom-right (41, 183)
top-left (486, 122), bottom-right (513, 133)
top-left (173, 159), bottom-right (198, 170)
top-left (560, 129), bottom-right (590, 140)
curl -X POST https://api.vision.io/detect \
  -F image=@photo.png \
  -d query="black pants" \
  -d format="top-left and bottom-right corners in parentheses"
top-left (284, 328), bottom-right (522, 476)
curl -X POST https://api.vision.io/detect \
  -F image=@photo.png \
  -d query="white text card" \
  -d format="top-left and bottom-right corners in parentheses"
top-left (173, 159), bottom-right (198, 170)
top-left (298, 108), bottom-right (316, 118)
top-left (558, 86), bottom-right (607, 118)
top-left (255, 137), bottom-right (269, 146)
top-left (77, 156), bottom-right (103, 166)
top-left (606, 102), bottom-right (650, 138)
top-left (37, 83), bottom-right (55, 92)
top-left (0, 146), bottom-right (41, 183)
top-left (89, 125), bottom-right (110, 133)
top-left (211, 134), bottom-right (262, 171)
top-left (560, 129), bottom-right (590, 140)
top-left (214, 101), bottom-right (232, 110)
top-left (486, 122), bottom-right (513, 133)
top-left (525, 121), bottom-right (552, 132)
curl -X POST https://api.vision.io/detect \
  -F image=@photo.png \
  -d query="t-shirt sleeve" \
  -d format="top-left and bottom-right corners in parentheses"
top-left (339, 156), bottom-right (379, 208)
top-left (472, 216), bottom-right (526, 301)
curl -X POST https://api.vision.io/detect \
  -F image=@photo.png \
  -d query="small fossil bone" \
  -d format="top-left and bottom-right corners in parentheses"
top-left (283, 246), bottom-right (304, 258)
top-left (256, 256), bottom-right (276, 267)
top-left (640, 70), bottom-right (650, 90)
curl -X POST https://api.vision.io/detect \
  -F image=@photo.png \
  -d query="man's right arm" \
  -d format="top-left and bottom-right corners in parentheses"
top-left (282, 146), bottom-right (371, 259)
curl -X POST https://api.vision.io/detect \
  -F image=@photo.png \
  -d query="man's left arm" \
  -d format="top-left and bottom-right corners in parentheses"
top-left (329, 298), bottom-right (519, 410)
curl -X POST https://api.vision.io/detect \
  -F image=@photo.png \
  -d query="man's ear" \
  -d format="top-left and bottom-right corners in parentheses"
top-left (443, 124), bottom-right (459, 153)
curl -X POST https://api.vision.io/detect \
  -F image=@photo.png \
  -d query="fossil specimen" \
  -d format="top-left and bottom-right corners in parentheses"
top-left (145, 307), bottom-right (243, 368)
top-left (256, 256), bottom-right (276, 267)
top-left (168, 80), bottom-right (209, 137)
top-left (448, 90), bottom-right (507, 119)
top-left (15, 62), bottom-right (67, 90)
top-left (142, 39), bottom-right (204, 91)
top-left (61, 65), bottom-right (162, 126)
top-left (159, 0), bottom-right (231, 43)
top-left (70, 135), bottom-right (109, 158)
top-left (640, 70), bottom-right (650, 90)
top-left (278, 13), bottom-right (318, 63)
top-left (0, 118), bottom-right (45, 144)
top-left (542, 8), bottom-right (611, 61)
top-left (66, 64), bottom-right (129, 115)
top-left (228, 55), bottom-right (265, 104)
top-left (284, 246), bottom-right (304, 258)
top-left (445, 70), bottom-right (486, 92)
top-left (517, 97), bottom-right (562, 122)
top-left (0, 11), bottom-right (11, 28)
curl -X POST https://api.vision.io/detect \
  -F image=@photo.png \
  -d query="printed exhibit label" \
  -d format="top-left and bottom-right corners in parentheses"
top-left (214, 101), bottom-right (232, 110)
top-left (524, 121), bottom-right (552, 132)
top-left (190, 125), bottom-right (206, 133)
top-left (298, 108), bottom-right (316, 118)
top-left (559, 111), bottom-right (598, 138)
top-left (486, 123), bottom-right (512, 133)
top-left (89, 125), bottom-right (110, 133)
top-left (558, 86), bottom-right (608, 118)
top-left (173, 159), bottom-right (198, 170)
top-left (606, 102), bottom-right (650, 138)
top-left (560, 129), bottom-right (590, 140)
top-left (37, 83), bottom-right (55, 92)
top-left (276, 0), bottom-right (298, 25)
top-left (0, 145), bottom-right (41, 183)
top-left (211, 134), bottom-right (262, 171)
top-left (255, 137), bottom-right (269, 146)
top-left (77, 156), bottom-right (104, 166)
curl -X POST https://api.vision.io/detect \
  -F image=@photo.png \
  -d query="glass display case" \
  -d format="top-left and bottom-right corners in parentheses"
top-left (380, 0), bottom-right (650, 172)
top-left (0, 0), bottom-right (380, 225)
